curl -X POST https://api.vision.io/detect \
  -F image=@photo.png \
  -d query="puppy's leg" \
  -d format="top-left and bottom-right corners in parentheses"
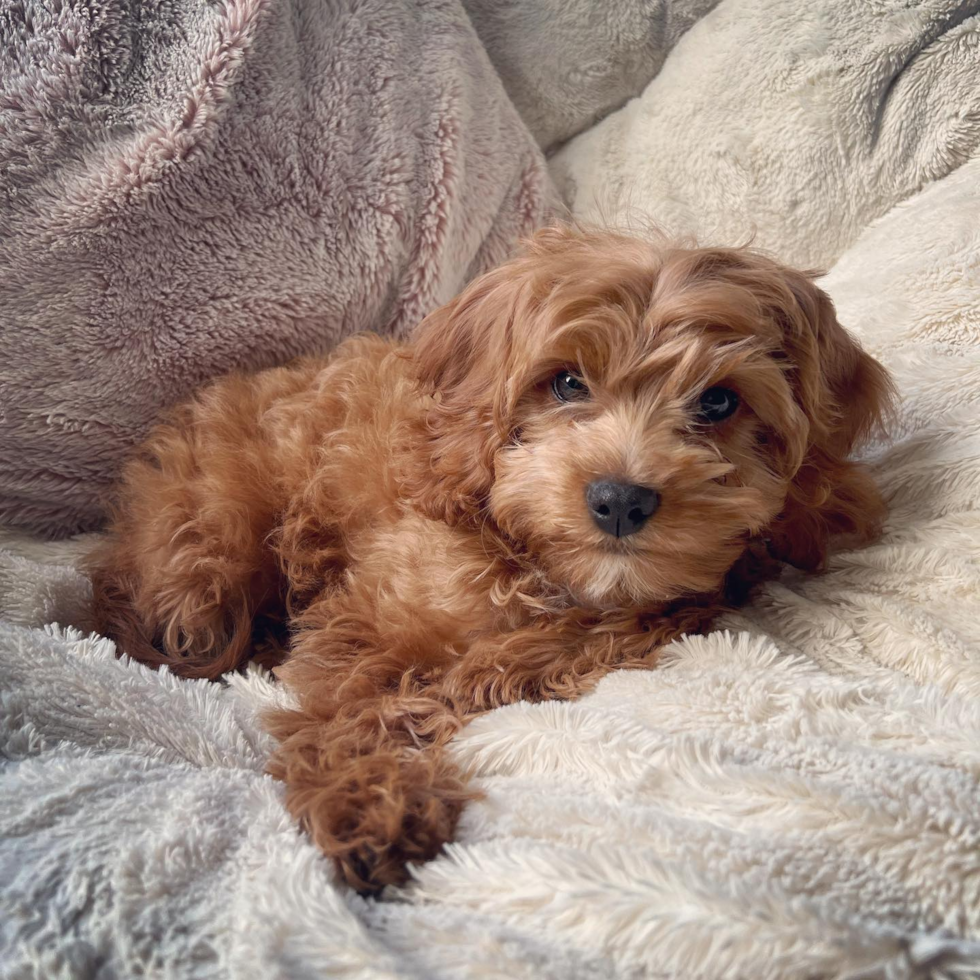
top-left (266, 602), bottom-right (469, 893)
top-left (437, 605), bottom-right (718, 711)
top-left (267, 687), bottom-right (468, 893)
top-left (87, 378), bottom-right (288, 678)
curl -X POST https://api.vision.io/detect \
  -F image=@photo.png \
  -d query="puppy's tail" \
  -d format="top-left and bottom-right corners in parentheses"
top-left (84, 548), bottom-right (255, 680)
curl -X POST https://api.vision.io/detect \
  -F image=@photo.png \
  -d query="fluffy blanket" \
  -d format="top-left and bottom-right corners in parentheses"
top-left (0, 0), bottom-right (553, 538)
top-left (4, 1), bottom-right (980, 977)
top-left (552, 0), bottom-right (980, 269)
top-left (4, 172), bottom-right (980, 980)
top-left (463, 0), bottom-right (721, 151)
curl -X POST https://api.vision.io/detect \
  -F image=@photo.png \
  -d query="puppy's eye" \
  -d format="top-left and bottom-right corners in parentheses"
top-left (552, 371), bottom-right (589, 402)
top-left (697, 386), bottom-right (739, 422)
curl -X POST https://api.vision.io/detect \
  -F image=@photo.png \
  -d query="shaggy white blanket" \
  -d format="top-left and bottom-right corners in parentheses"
top-left (4, 2), bottom-right (980, 977)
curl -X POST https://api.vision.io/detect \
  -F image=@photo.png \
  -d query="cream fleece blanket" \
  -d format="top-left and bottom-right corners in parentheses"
top-left (552, 0), bottom-right (980, 269)
top-left (4, 2), bottom-right (980, 978)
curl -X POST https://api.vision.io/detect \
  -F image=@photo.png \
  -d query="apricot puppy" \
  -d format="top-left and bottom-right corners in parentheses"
top-left (88, 226), bottom-right (893, 892)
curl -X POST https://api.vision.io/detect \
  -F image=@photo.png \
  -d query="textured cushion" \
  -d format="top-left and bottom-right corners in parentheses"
top-left (0, 0), bottom-right (554, 536)
top-left (464, 0), bottom-right (721, 151)
top-left (552, 0), bottom-right (980, 268)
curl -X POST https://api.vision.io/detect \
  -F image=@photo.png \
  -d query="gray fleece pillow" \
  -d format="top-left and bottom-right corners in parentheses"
top-left (0, 0), bottom-right (554, 537)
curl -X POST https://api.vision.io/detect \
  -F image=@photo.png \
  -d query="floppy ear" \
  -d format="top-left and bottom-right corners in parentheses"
top-left (410, 265), bottom-right (526, 524)
top-left (411, 224), bottom-right (591, 524)
top-left (765, 269), bottom-right (895, 569)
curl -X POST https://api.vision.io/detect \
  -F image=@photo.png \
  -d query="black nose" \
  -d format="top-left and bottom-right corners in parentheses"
top-left (586, 480), bottom-right (660, 538)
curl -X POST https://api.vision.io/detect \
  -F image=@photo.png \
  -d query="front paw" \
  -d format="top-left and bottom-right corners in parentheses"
top-left (290, 749), bottom-right (471, 895)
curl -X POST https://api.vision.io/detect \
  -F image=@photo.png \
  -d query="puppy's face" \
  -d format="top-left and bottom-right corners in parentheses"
top-left (487, 322), bottom-right (795, 607)
top-left (414, 227), bottom-right (893, 609)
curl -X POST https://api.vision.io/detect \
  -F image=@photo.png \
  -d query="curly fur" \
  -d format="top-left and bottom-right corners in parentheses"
top-left (86, 226), bottom-right (894, 893)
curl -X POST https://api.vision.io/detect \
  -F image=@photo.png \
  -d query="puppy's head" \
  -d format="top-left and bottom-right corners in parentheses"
top-left (412, 226), bottom-right (893, 608)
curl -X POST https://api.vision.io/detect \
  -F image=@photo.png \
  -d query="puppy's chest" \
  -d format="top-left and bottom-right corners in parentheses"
top-left (349, 514), bottom-right (524, 648)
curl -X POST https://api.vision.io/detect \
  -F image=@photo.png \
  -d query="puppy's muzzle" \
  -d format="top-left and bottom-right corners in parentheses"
top-left (586, 480), bottom-right (660, 538)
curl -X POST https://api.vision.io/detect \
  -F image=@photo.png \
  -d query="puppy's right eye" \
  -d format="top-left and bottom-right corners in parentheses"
top-left (552, 371), bottom-right (590, 402)
top-left (697, 386), bottom-right (740, 423)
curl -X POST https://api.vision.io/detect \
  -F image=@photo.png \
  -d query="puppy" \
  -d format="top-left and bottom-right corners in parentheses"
top-left (87, 226), bottom-right (893, 893)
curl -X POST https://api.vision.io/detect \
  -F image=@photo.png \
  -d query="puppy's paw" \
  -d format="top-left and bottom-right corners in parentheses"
top-left (290, 749), bottom-right (471, 895)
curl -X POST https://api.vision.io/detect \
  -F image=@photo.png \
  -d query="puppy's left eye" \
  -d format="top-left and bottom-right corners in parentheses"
top-left (552, 371), bottom-right (590, 402)
top-left (697, 386), bottom-right (739, 422)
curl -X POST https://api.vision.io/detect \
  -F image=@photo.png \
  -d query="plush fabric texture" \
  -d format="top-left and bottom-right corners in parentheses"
top-left (3, 286), bottom-right (980, 975)
top-left (0, 0), bottom-right (554, 538)
top-left (552, 0), bottom-right (980, 269)
top-left (463, 0), bottom-right (720, 151)
top-left (3, 171), bottom-right (980, 973)
top-left (4, 0), bottom-right (980, 976)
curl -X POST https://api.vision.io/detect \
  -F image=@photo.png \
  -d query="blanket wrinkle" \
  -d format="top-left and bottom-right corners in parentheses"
top-left (552, 0), bottom-right (980, 270)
